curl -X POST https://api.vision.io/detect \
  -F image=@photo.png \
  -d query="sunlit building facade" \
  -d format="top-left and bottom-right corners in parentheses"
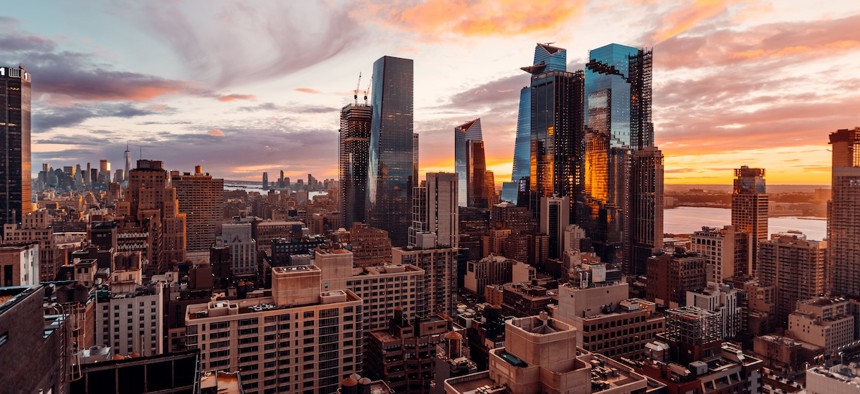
top-left (455, 118), bottom-right (483, 207)
top-left (828, 128), bottom-right (860, 297)
top-left (732, 166), bottom-right (768, 273)
top-left (0, 66), bottom-right (32, 225)
top-left (368, 56), bottom-right (414, 246)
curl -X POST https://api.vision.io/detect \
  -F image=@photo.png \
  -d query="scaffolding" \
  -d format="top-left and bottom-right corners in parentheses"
top-left (664, 306), bottom-right (721, 345)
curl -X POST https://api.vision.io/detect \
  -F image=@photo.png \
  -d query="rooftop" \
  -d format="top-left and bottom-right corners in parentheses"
top-left (186, 290), bottom-right (358, 320)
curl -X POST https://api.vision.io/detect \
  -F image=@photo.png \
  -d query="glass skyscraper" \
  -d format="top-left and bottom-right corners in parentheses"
top-left (368, 56), bottom-right (414, 246)
top-left (455, 118), bottom-right (483, 207)
top-left (0, 66), bottom-right (32, 224)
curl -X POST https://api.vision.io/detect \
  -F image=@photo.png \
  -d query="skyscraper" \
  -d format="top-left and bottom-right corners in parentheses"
top-left (828, 128), bottom-right (860, 297)
top-left (262, 171), bottom-right (268, 190)
top-left (420, 172), bottom-right (458, 248)
top-left (413, 132), bottom-right (419, 187)
top-left (757, 232), bottom-right (826, 326)
top-left (629, 147), bottom-right (664, 274)
top-left (172, 166), bottom-right (224, 255)
top-left (368, 55), bottom-right (414, 247)
top-left (127, 159), bottom-right (187, 272)
top-left (582, 43), bottom-right (658, 267)
top-left (466, 140), bottom-right (489, 208)
top-left (731, 166), bottom-right (767, 273)
top-left (455, 118), bottom-right (483, 207)
top-left (124, 143), bottom-right (131, 184)
top-left (99, 159), bottom-right (111, 182)
top-left (338, 103), bottom-right (371, 228)
top-left (523, 45), bottom-right (584, 221)
top-left (0, 66), bottom-right (32, 224)
top-left (540, 196), bottom-right (570, 260)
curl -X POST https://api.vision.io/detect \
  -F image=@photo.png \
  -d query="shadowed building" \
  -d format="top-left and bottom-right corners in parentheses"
top-left (339, 103), bottom-right (372, 228)
top-left (732, 166), bottom-right (768, 273)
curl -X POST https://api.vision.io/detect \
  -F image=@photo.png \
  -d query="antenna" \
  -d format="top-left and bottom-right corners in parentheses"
top-left (354, 72), bottom-right (361, 106)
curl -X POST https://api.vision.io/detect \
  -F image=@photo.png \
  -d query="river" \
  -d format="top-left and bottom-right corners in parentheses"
top-left (664, 206), bottom-right (827, 241)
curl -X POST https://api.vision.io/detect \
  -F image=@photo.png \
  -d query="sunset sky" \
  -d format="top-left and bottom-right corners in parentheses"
top-left (4, 0), bottom-right (859, 185)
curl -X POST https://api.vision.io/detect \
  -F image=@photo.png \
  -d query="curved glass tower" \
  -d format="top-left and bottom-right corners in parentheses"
top-left (455, 119), bottom-right (483, 207)
top-left (368, 56), bottom-right (414, 246)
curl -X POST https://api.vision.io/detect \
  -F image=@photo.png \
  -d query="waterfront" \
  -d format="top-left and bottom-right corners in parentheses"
top-left (664, 206), bottom-right (827, 241)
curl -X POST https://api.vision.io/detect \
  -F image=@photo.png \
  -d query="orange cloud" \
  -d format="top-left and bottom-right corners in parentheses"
top-left (363, 0), bottom-right (586, 40)
top-left (209, 129), bottom-right (225, 137)
top-left (295, 87), bottom-right (321, 94)
top-left (650, 0), bottom-right (733, 44)
top-left (217, 94), bottom-right (256, 102)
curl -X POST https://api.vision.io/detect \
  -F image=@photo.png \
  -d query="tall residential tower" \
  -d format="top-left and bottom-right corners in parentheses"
top-left (828, 128), bottom-right (860, 297)
top-left (731, 166), bottom-right (768, 273)
top-left (0, 66), bottom-right (32, 224)
top-left (338, 103), bottom-right (372, 228)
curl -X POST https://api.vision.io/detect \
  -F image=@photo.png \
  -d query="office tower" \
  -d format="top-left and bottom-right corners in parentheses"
top-left (83, 162), bottom-right (91, 187)
top-left (216, 223), bottom-right (256, 277)
top-left (99, 159), bottom-right (110, 181)
top-left (484, 170), bottom-right (497, 205)
top-left (126, 159), bottom-right (187, 272)
top-left (95, 283), bottom-right (163, 356)
top-left (646, 249), bottom-right (707, 308)
top-left (686, 284), bottom-right (742, 339)
top-left (413, 132), bottom-right (419, 187)
top-left (411, 172), bottom-right (458, 248)
top-left (628, 147), bottom-right (664, 274)
top-left (540, 196), bottom-right (570, 260)
top-left (185, 265), bottom-right (362, 394)
top-left (339, 103), bottom-right (371, 229)
top-left (0, 67), bottom-right (32, 224)
top-left (308, 173), bottom-right (316, 190)
top-left (583, 44), bottom-right (657, 269)
top-left (124, 144), bottom-right (131, 183)
top-left (524, 49), bottom-right (584, 221)
top-left (466, 140), bottom-right (489, 208)
top-left (262, 171), bottom-right (268, 189)
top-left (455, 118), bottom-right (484, 206)
top-left (828, 128), bottom-right (860, 297)
top-left (444, 314), bottom-right (650, 394)
top-left (691, 225), bottom-right (752, 284)
top-left (757, 232), bottom-right (826, 326)
top-left (172, 166), bottom-right (224, 254)
top-left (368, 55), bottom-right (414, 247)
top-left (392, 243), bottom-right (458, 316)
top-left (731, 165), bottom-right (768, 273)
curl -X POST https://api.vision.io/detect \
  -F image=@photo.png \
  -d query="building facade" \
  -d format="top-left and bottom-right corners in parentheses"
top-left (828, 128), bottom-right (860, 297)
top-left (172, 166), bottom-right (224, 255)
top-left (339, 103), bottom-right (372, 228)
top-left (0, 66), bottom-right (32, 225)
top-left (455, 119), bottom-right (483, 207)
top-left (732, 166), bottom-right (768, 273)
top-left (757, 232), bottom-right (826, 326)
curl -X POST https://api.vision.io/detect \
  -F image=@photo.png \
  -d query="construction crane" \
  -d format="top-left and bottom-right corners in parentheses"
top-left (354, 72), bottom-right (362, 106)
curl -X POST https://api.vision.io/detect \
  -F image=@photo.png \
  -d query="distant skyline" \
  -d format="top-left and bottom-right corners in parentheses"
top-left (3, 0), bottom-right (859, 185)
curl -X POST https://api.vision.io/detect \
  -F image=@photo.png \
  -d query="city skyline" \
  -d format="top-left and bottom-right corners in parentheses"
top-left (3, 1), bottom-right (860, 185)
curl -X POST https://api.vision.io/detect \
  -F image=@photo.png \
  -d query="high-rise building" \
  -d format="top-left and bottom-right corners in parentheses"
top-left (339, 103), bottom-right (372, 228)
top-left (732, 165), bottom-right (768, 272)
top-left (95, 283), bottom-right (163, 356)
top-left (455, 119), bottom-right (483, 207)
top-left (411, 173), bottom-right (459, 248)
top-left (393, 243), bottom-right (458, 316)
top-left (466, 140), bottom-right (489, 209)
top-left (524, 55), bottom-right (584, 221)
top-left (0, 66), bottom-right (32, 224)
top-left (787, 297), bottom-right (855, 357)
top-left (757, 232), bottom-right (826, 326)
top-left (172, 166), bottom-right (224, 255)
top-left (583, 44), bottom-right (656, 269)
top-left (261, 171), bottom-right (268, 189)
top-left (185, 264), bottom-right (362, 393)
top-left (368, 55), bottom-right (414, 247)
top-left (124, 143), bottom-right (132, 184)
top-left (126, 159), bottom-right (186, 272)
top-left (413, 132), bottom-right (420, 187)
top-left (828, 128), bottom-right (860, 297)
top-left (628, 147), bottom-right (664, 275)
top-left (691, 225), bottom-right (752, 284)
top-left (4, 209), bottom-right (64, 282)
top-left (646, 249), bottom-right (707, 308)
top-left (216, 223), bottom-right (257, 277)
top-left (540, 196), bottom-right (570, 260)
top-left (99, 159), bottom-right (111, 182)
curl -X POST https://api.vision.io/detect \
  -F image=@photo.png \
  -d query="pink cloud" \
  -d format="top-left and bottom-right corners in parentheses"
top-left (217, 94), bottom-right (256, 102)
top-left (209, 129), bottom-right (225, 137)
top-left (295, 87), bottom-right (321, 94)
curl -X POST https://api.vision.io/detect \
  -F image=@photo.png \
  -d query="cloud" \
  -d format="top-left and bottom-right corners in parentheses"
top-left (0, 19), bottom-right (199, 103)
top-left (217, 94), bottom-right (256, 102)
top-left (33, 103), bottom-right (161, 131)
top-left (237, 102), bottom-right (337, 114)
top-left (649, 0), bottom-right (734, 44)
top-left (118, 2), bottom-right (365, 88)
top-left (295, 88), bottom-right (321, 94)
top-left (209, 129), bottom-right (225, 137)
top-left (364, 0), bottom-right (587, 41)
